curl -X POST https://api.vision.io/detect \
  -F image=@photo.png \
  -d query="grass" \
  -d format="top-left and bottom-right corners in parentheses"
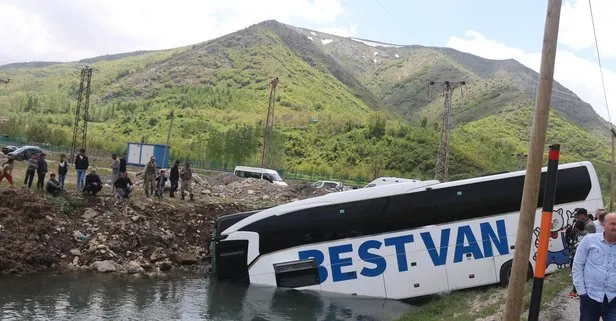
top-left (395, 269), bottom-right (571, 321)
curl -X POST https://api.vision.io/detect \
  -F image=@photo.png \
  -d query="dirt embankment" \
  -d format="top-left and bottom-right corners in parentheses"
top-left (0, 175), bottom-right (330, 277)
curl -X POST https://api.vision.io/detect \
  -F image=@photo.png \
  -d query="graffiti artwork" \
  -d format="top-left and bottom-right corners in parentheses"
top-left (532, 208), bottom-right (574, 269)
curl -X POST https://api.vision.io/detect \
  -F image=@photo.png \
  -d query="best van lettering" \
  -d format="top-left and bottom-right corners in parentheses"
top-left (297, 219), bottom-right (509, 284)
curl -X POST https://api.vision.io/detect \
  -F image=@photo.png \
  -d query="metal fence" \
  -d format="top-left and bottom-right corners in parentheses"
top-left (0, 136), bottom-right (371, 187)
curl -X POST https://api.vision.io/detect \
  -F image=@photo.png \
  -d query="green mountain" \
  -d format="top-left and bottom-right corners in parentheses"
top-left (0, 20), bottom-right (612, 194)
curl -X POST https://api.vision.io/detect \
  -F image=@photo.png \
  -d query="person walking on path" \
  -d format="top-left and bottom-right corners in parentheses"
top-left (74, 149), bottom-right (89, 191)
top-left (143, 156), bottom-right (157, 197)
top-left (57, 154), bottom-right (69, 190)
top-left (23, 154), bottom-right (38, 189)
top-left (572, 212), bottom-right (616, 320)
top-left (0, 158), bottom-right (15, 187)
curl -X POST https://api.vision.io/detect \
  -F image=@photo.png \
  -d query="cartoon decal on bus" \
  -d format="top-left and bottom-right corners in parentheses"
top-left (532, 208), bottom-right (573, 270)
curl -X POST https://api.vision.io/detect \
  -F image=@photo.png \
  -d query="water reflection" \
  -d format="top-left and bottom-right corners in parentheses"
top-left (0, 274), bottom-right (414, 321)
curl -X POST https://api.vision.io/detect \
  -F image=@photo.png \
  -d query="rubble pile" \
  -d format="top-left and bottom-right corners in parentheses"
top-left (0, 171), bottom-right (336, 277)
top-left (0, 189), bottom-right (254, 276)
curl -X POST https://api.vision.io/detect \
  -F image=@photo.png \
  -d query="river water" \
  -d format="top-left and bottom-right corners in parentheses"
top-left (0, 274), bottom-right (414, 321)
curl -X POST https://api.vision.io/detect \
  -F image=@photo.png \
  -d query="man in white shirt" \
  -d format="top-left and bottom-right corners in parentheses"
top-left (594, 209), bottom-right (606, 234)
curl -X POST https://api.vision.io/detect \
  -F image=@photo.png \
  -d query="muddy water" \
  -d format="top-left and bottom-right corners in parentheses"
top-left (0, 274), bottom-right (414, 321)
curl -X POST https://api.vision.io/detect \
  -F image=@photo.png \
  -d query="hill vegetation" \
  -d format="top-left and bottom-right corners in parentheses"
top-left (0, 20), bottom-right (612, 197)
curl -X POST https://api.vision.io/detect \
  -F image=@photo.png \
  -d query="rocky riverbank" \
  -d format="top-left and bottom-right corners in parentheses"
top-left (0, 174), bottom-right (330, 277)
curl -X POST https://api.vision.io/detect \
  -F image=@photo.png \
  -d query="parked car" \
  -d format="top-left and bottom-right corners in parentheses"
top-left (7, 146), bottom-right (44, 161)
top-left (311, 180), bottom-right (346, 192)
top-left (233, 166), bottom-right (288, 186)
top-left (1, 145), bottom-right (18, 155)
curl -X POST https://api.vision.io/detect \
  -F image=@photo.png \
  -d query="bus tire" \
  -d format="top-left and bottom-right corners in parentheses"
top-left (499, 261), bottom-right (534, 287)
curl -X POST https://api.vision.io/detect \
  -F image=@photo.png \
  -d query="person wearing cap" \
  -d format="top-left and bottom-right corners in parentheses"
top-left (83, 168), bottom-right (102, 196)
top-left (574, 208), bottom-right (597, 235)
top-left (143, 156), bottom-right (157, 197)
top-left (155, 169), bottom-right (167, 198)
top-left (595, 209), bottom-right (607, 234)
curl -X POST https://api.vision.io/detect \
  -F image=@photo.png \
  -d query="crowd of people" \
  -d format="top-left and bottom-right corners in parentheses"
top-left (0, 149), bottom-right (195, 201)
top-left (569, 207), bottom-right (616, 320)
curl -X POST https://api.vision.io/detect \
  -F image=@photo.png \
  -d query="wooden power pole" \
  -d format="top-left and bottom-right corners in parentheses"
top-left (503, 1), bottom-right (562, 320)
top-left (611, 128), bottom-right (616, 211)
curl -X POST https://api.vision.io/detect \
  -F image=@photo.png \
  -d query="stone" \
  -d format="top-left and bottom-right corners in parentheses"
top-left (175, 253), bottom-right (198, 265)
top-left (93, 260), bottom-right (117, 273)
top-left (70, 249), bottom-right (81, 256)
top-left (156, 260), bottom-right (172, 272)
top-left (125, 261), bottom-right (144, 274)
top-left (149, 248), bottom-right (166, 262)
top-left (73, 256), bottom-right (79, 266)
top-left (82, 208), bottom-right (99, 220)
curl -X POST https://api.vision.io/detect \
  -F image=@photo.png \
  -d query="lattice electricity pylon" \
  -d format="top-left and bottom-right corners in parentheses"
top-left (70, 66), bottom-right (93, 163)
top-left (430, 80), bottom-right (466, 182)
top-left (261, 77), bottom-right (279, 168)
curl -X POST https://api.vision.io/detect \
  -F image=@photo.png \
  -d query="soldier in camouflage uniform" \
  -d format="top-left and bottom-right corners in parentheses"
top-left (180, 161), bottom-right (193, 201)
top-left (143, 156), bottom-right (157, 196)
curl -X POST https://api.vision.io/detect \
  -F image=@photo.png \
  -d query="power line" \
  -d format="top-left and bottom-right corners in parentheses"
top-left (588, 0), bottom-right (613, 128)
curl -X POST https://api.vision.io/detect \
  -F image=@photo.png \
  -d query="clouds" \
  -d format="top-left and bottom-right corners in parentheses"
top-left (0, 0), bottom-right (349, 64)
top-left (447, 0), bottom-right (616, 123)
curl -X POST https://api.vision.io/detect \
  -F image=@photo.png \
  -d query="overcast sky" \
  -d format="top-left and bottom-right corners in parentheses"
top-left (1, 0), bottom-right (615, 123)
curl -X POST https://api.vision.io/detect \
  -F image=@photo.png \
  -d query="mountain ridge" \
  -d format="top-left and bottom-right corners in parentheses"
top-left (0, 19), bottom-right (611, 193)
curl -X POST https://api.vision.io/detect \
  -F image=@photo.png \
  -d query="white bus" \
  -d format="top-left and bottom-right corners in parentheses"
top-left (211, 161), bottom-right (603, 300)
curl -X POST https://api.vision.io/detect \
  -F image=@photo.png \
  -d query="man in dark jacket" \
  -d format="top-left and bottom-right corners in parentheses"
top-left (83, 169), bottom-right (102, 196)
top-left (114, 172), bottom-right (133, 199)
top-left (169, 160), bottom-right (180, 197)
top-left (36, 153), bottom-right (48, 189)
top-left (119, 153), bottom-right (127, 174)
top-left (46, 173), bottom-right (63, 197)
top-left (74, 149), bottom-right (89, 191)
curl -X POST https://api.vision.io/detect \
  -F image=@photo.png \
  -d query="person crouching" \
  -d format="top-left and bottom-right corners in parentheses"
top-left (46, 173), bottom-right (63, 197)
top-left (114, 172), bottom-right (133, 199)
top-left (83, 169), bottom-right (102, 196)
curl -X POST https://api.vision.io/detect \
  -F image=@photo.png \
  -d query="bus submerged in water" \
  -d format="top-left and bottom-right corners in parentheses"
top-left (210, 161), bottom-right (603, 300)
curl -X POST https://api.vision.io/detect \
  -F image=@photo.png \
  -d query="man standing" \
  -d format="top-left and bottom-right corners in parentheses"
top-left (36, 153), bottom-right (48, 189)
top-left (595, 209), bottom-right (606, 234)
top-left (572, 212), bottom-right (616, 320)
top-left (180, 161), bottom-right (193, 201)
top-left (119, 153), bottom-right (127, 175)
top-left (111, 154), bottom-right (120, 191)
top-left (23, 154), bottom-right (38, 189)
top-left (143, 156), bottom-right (156, 196)
top-left (574, 208), bottom-right (596, 234)
top-left (74, 149), bottom-right (89, 191)
top-left (169, 160), bottom-right (179, 197)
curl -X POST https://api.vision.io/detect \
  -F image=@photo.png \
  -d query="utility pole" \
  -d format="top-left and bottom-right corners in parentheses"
top-left (163, 111), bottom-right (174, 168)
top-left (70, 66), bottom-right (93, 163)
top-left (261, 77), bottom-right (279, 168)
top-left (611, 128), bottom-right (616, 211)
top-left (503, 1), bottom-right (561, 320)
top-left (430, 80), bottom-right (466, 182)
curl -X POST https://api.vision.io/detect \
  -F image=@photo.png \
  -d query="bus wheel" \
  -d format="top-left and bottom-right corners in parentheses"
top-left (499, 261), bottom-right (533, 287)
top-left (499, 261), bottom-right (513, 287)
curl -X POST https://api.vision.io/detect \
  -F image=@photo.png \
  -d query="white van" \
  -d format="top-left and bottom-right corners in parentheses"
top-left (233, 166), bottom-right (288, 186)
top-left (364, 176), bottom-right (427, 188)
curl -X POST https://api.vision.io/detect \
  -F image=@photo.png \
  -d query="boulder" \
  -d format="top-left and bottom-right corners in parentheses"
top-left (93, 260), bottom-right (117, 273)
top-left (82, 208), bottom-right (99, 220)
top-left (175, 253), bottom-right (198, 265)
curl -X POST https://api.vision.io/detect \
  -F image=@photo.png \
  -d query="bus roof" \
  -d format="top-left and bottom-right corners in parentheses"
top-left (221, 161), bottom-right (599, 235)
